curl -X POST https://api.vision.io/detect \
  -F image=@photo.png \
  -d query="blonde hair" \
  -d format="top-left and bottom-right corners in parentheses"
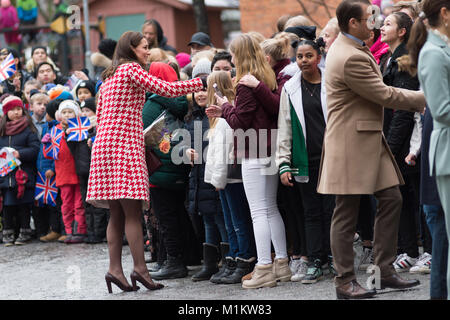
top-left (148, 48), bottom-right (169, 63)
top-left (322, 18), bottom-right (339, 36)
top-left (206, 71), bottom-right (235, 136)
top-left (30, 93), bottom-right (50, 105)
top-left (229, 34), bottom-right (277, 91)
top-left (192, 49), bottom-right (217, 68)
top-left (260, 32), bottom-right (291, 62)
top-left (247, 31), bottom-right (266, 44)
top-left (284, 15), bottom-right (313, 29)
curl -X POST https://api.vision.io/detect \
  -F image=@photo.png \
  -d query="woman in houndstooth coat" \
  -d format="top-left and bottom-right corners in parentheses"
top-left (86, 31), bottom-right (205, 293)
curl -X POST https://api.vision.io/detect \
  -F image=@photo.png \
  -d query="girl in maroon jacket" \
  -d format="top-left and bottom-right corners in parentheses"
top-left (206, 34), bottom-right (291, 289)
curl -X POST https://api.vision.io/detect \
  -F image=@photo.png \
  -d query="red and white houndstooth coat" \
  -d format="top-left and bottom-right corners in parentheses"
top-left (86, 62), bottom-right (203, 209)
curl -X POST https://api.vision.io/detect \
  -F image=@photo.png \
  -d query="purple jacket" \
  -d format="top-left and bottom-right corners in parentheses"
top-left (222, 83), bottom-right (277, 159)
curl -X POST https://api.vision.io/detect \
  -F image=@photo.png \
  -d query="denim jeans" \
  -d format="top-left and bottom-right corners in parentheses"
top-left (202, 206), bottom-right (228, 246)
top-left (219, 183), bottom-right (256, 259)
top-left (423, 204), bottom-right (448, 299)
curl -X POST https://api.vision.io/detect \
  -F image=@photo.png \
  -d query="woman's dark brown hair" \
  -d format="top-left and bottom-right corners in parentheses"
top-left (102, 31), bottom-right (145, 80)
top-left (407, 0), bottom-right (450, 74)
top-left (391, 11), bottom-right (414, 43)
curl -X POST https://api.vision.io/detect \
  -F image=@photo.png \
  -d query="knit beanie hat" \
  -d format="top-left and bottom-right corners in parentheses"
top-left (80, 97), bottom-right (96, 114)
top-left (58, 100), bottom-right (81, 117)
top-left (76, 80), bottom-right (96, 98)
top-left (2, 96), bottom-right (23, 115)
top-left (149, 62), bottom-right (178, 82)
top-left (176, 53), bottom-right (191, 68)
top-left (46, 98), bottom-right (62, 120)
top-left (98, 38), bottom-right (117, 60)
top-left (32, 46), bottom-right (47, 56)
top-left (192, 59), bottom-right (212, 78)
top-left (48, 85), bottom-right (74, 101)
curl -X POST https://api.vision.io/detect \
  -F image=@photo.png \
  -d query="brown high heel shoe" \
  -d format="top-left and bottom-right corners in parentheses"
top-left (105, 272), bottom-right (139, 293)
top-left (130, 270), bottom-right (164, 291)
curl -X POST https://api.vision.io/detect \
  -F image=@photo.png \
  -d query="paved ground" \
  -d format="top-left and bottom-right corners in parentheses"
top-left (0, 239), bottom-right (430, 301)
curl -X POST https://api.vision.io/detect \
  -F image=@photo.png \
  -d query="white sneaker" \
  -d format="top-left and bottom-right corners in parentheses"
top-left (393, 253), bottom-right (417, 273)
top-left (289, 258), bottom-right (302, 274)
top-left (291, 258), bottom-right (308, 282)
top-left (410, 252), bottom-right (431, 274)
top-left (358, 247), bottom-right (374, 271)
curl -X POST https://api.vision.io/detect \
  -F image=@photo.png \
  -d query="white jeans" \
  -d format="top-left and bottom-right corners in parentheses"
top-left (242, 157), bottom-right (288, 265)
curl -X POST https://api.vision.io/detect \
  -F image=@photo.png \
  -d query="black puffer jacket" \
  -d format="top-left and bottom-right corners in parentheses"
top-left (381, 42), bottom-right (420, 174)
top-left (183, 103), bottom-right (222, 217)
top-left (67, 130), bottom-right (93, 178)
top-left (0, 126), bottom-right (40, 189)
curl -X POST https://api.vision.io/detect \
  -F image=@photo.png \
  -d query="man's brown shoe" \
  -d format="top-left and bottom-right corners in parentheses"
top-left (380, 274), bottom-right (420, 289)
top-left (336, 280), bottom-right (376, 300)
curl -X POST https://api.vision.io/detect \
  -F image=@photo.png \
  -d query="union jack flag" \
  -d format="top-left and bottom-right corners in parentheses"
top-left (34, 171), bottom-right (58, 207)
top-left (43, 126), bottom-right (63, 160)
top-left (0, 53), bottom-right (17, 82)
top-left (67, 116), bottom-right (91, 142)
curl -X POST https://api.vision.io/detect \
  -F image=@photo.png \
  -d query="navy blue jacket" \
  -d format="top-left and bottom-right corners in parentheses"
top-left (183, 104), bottom-right (222, 217)
top-left (420, 107), bottom-right (441, 206)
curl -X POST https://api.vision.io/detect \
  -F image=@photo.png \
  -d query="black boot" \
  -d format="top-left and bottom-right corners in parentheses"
top-left (150, 254), bottom-right (188, 280)
top-left (209, 242), bottom-right (229, 281)
top-left (210, 256), bottom-right (237, 284)
top-left (191, 243), bottom-right (219, 281)
top-left (221, 257), bottom-right (256, 284)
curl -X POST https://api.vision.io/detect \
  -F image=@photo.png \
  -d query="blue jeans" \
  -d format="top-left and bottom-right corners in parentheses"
top-left (202, 205), bottom-right (228, 246)
top-left (423, 204), bottom-right (448, 299)
top-left (219, 183), bottom-right (256, 259)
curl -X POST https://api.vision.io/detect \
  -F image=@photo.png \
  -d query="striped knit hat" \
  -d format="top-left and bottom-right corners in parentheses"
top-left (2, 96), bottom-right (23, 115)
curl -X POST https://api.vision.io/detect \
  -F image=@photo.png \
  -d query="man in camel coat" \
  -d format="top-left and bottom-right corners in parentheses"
top-left (317, 0), bottom-right (426, 299)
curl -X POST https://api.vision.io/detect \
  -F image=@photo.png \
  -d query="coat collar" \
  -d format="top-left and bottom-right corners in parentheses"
top-left (337, 32), bottom-right (376, 63)
top-left (427, 30), bottom-right (450, 57)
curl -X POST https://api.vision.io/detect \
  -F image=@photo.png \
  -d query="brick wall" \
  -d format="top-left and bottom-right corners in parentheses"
top-left (240, 0), bottom-right (403, 38)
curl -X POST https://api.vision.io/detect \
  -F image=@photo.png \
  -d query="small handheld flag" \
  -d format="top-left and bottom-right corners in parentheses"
top-left (43, 126), bottom-right (63, 160)
top-left (67, 116), bottom-right (91, 142)
top-left (34, 171), bottom-right (58, 207)
top-left (0, 53), bottom-right (16, 82)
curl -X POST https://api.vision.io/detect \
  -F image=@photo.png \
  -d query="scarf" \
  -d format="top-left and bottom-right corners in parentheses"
top-left (5, 116), bottom-right (29, 136)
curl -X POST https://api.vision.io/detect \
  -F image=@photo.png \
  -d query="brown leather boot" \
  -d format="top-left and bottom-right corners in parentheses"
top-left (380, 274), bottom-right (420, 289)
top-left (241, 270), bottom-right (253, 282)
top-left (336, 280), bottom-right (376, 300)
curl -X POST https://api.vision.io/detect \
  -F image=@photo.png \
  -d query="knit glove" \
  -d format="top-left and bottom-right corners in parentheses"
top-left (41, 133), bottom-right (51, 143)
top-left (15, 168), bottom-right (28, 199)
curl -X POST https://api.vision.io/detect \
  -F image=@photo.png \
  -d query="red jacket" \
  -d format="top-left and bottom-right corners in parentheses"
top-left (54, 124), bottom-right (79, 187)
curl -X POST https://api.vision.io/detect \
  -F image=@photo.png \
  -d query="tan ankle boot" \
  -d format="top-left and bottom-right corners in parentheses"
top-left (242, 264), bottom-right (276, 289)
top-left (273, 257), bottom-right (291, 282)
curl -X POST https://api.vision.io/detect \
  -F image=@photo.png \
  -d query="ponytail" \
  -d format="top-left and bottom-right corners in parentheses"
top-left (260, 32), bottom-right (292, 62)
top-left (407, 0), bottom-right (450, 75)
top-left (406, 14), bottom-right (428, 75)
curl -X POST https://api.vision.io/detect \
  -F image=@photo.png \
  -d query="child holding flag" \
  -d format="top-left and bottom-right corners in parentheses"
top-left (0, 95), bottom-right (40, 246)
top-left (52, 100), bottom-right (87, 244)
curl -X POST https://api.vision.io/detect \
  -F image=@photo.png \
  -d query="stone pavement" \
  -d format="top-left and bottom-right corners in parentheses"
top-left (0, 239), bottom-right (431, 301)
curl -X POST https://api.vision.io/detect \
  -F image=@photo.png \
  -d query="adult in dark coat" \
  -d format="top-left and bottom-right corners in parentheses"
top-left (380, 27), bottom-right (423, 266)
top-left (142, 19), bottom-right (177, 55)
